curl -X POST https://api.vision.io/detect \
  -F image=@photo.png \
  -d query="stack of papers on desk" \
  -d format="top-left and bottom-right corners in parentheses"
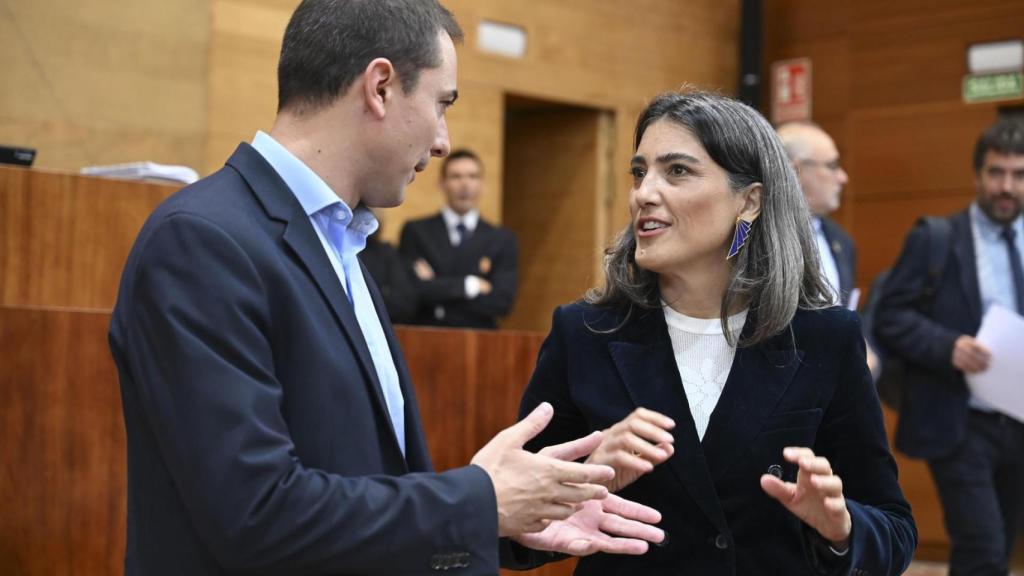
top-left (967, 305), bottom-right (1024, 423)
top-left (81, 162), bottom-right (199, 184)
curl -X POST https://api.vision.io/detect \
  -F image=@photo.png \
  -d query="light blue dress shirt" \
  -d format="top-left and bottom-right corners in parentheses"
top-left (812, 218), bottom-right (842, 306)
top-left (968, 201), bottom-right (1024, 413)
top-left (971, 202), bottom-right (1024, 314)
top-left (251, 131), bottom-right (405, 455)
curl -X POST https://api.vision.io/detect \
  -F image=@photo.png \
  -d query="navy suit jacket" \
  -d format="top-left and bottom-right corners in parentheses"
top-left (874, 210), bottom-right (980, 460)
top-left (399, 214), bottom-right (517, 329)
top-left (820, 217), bottom-right (857, 308)
top-left (519, 303), bottom-right (916, 576)
top-left (109, 144), bottom-right (500, 575)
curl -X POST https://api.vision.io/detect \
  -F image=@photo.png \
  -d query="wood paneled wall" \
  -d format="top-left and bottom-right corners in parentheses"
top-left (205, 0), bottom-right (740, 249)
top-left (0, 307), bottom-right (126, 575)
top-left (0, 166), bottom-right (176, 309)
top-left (765, 0), bottom-right (1024, 291)
top-left (0, 304), bottom-right (564, 576)
top-left (763, 0), bottom-right (1024, 559)
top-left (0, 0), bottom-right (209, 173)
top-left (501, 104), bottom-right (606, 331)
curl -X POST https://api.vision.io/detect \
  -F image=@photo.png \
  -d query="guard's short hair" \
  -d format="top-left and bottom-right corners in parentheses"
top-left (440, 149), bottom-right (481, 179)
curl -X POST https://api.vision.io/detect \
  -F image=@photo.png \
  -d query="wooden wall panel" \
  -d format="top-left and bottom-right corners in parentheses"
top-left (848, 103), bottom-right (992, 200)
top-left (853, 193), bottom-right (976, 289)
top-left (501, 106), bottom-right (603, 332)
top-left (0, 167), bottom-right (176, 309)
top-left (767, 0), bottom-right (1024, 289)
top-left (0, 307), bottom-right (126, 576)
top-left (205, 0), bottom-right (291, 172)
top-left (396, 327), bottom-right (544, 472)
top-left (0, 0), bottom-right (209, 173)
top-left (849, 1), bottom-right (1024, 111)
top-left (0, 303), bottom-right (563, 575)
top-left (607, 104), bottom-right (647, 235)
top-left (765, 0), bottom-right (1024, 559)
top-left (884, 408), bottom-right (948, 560)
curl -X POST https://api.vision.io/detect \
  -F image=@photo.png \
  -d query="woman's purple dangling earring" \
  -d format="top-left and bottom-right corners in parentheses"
top-left (727, 218), bottom-right (752, 260)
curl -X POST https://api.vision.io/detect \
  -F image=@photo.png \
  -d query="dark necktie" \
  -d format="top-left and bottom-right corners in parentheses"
top-left (1002, 225), bottom-right (1024, 314)
top-left (456, 222), bottom-right (468, 246)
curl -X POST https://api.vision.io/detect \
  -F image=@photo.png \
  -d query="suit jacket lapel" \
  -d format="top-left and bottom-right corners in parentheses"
top-left (608, 310), bottom-right (729, 533)
top-left (460, 220), bottom-right (487, 253)
top-left (226, 144), bottom-right (403, 462)
top-left (951, 212), bottom-right (983, 327)
top-left (822, 219), bottom-right (854, 299)
top-left (700, 329), bottom-right (804, 482)
top-left (457, 220), bottom-right (489, 273)
top-left (362, 260), bottom-right (429, 472)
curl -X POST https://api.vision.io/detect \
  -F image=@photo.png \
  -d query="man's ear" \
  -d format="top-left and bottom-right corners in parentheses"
top-left (362, 57), bottom-right (397, 119)
top-left (739, 183), bottom-right (763, 223)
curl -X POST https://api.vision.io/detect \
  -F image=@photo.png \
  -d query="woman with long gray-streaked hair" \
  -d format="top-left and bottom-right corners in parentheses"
top-left (515, 91), bottom-right (917, 574)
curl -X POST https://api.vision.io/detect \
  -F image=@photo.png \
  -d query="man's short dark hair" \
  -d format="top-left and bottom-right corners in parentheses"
top-left (973, 117), bottom-right (1024, 172)
top-left (278, 0), bottom-right (463, 114)
top-left (441, 148), bottom-right (481, 179)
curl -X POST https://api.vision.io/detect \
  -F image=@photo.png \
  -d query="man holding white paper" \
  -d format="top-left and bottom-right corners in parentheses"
top-left (969, 304), bottom-right (1024, 423)
top-left (876, 118), bottom-right (1024, 576)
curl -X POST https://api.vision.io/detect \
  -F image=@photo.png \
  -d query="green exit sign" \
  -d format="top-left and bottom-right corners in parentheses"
top-left (963, 71), bottom-right (1023, 103)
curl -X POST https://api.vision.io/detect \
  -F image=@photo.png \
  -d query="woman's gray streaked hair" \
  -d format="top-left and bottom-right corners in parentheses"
top-left (586, 90), bottom-right (834, 346)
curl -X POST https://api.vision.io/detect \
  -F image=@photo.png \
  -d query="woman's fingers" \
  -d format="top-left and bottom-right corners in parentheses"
top-left (760, 474), bottom-right (797, 503)
top-left (632, 408), bottom-right (676, 431)
top-left (811, 474), bottom-right (843, 496)
top-left (624, 434), bottom-right (670, 462)
top-left (627, 413), bottom-right (675, 445)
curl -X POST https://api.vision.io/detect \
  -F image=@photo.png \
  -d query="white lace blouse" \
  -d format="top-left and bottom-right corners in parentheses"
top-left (662, 305), bottom-right (748, 440)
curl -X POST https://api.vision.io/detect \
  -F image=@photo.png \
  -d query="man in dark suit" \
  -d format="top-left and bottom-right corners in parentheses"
top-left (400, 149), bottom-right (517, 329)
top-left (777, 122), bottom-right (857, 307)
top-left (108, 1), bottom-right (663, 574)
top-left (778, 122), bottom-right (882, 376)
top-left (875, 118), bottom-right (1024, 575)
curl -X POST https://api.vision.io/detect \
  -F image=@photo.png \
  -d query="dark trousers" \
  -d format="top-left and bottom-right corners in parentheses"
top-left (929, 409), bottom-right (1024, 576)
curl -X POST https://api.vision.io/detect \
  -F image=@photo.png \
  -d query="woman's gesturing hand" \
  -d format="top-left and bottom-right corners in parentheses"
top-left (760, 447), bottom-right (852, 550)
top-left (585, 408), bottom-right (675, 493)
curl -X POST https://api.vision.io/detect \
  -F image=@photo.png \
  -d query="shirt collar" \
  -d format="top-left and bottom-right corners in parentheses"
top-left (442, 205), bottom-right (480, 231)
top-left (811, 217), bottom-right (824, 233)
top-left (251, 130), bottom-right (378, 238)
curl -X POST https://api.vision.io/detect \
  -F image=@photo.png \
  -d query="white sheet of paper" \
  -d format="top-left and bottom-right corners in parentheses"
top-left (966, 305), bottom-right (1024, 423)
top-left (846, 288), bottom-right (861, 311)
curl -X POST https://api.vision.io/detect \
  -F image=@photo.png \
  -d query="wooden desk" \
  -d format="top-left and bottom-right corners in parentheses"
top-left (0, 303), bottom-right (570, 575)
top-left (0, 166), bottom-right (177, 310)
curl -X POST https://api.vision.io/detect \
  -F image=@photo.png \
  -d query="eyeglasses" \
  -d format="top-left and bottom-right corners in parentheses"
top-left (799, 158), bottom-right (843, 172)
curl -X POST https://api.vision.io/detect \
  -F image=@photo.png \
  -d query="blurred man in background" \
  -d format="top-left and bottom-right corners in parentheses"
top-left (777, 122), bottom-right (856, 307)
top-left (876, 118), bottom-right (1024, 576)
top-left (400, 149), bottom-right (518, 329)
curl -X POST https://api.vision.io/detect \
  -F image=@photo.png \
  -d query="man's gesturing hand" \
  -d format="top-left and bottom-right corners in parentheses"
top-left (471, 403), bottom-right (615, 537)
